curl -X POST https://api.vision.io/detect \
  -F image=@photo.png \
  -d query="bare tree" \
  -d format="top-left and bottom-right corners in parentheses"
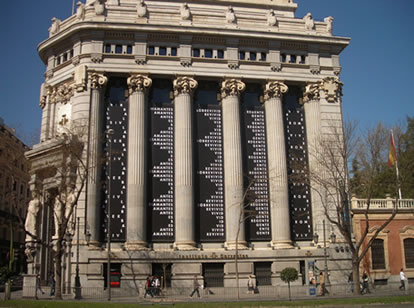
top-left (292, 120), bottom-right (399, 295)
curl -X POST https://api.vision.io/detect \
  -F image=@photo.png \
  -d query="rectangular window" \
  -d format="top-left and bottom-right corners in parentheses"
top-left (63, 53), bottom-right (68, 62)
top-left (205, 49), bottom-right (213, 58)
top-left (159, 47), bottom-right (167, 56)
top-left (148, 46), bottom-right (155, 55)
top-left (249, 52), bottom-right (256, 61)
top-left (281, 54), bottom-right (286, 62)
top-left (290, 55), bottom-right (297, 63)
top-left (300, 55), bottom-right (306, 64)
top-left (126, 45), bottom-right (132, 54)
top-left (254, 262), bottom-right (272, 286)
top-left (115, 45), bottom-right (122, 54)
top-left (203, 263), bottom-right (224, 287)
top-left (404, 238), bottom-right (414, 268)
top-left (239, 51), bottom-right (245, 60)
top-left (372, 239), bottom-right (386, 270)
top-left (105, 44), bottom-right (111, 53)
top-left (260, 52), bottom-right (266, 62)
top-left (217, 50), bottom-right (224, 59)
top-left (192, 48), bottom-right (200, 57)
top-left (171, 47), bottom-right (177, 56)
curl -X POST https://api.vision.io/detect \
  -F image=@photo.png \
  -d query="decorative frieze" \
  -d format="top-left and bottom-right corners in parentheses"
top-left (173, 76), bottom-right (198, 97)
top-left (264, 81), bottom-right (288, 101)
top-left (127, 74), bottom-right (152, 94)
top-left (220, 79), bottom-right (245, 99)
top-left (47, 83), bottom-right (75, 104)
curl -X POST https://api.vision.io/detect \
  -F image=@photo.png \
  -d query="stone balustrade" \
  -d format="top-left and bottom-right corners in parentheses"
top-left (351, 196), bottom-right (414, 210)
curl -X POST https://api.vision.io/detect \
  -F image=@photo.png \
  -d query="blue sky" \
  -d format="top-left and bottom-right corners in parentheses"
top-left (1, 1), bottom-right (413, 145)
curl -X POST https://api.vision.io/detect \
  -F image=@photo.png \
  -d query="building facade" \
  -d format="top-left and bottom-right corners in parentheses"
top-left (0, 118), bottom-right (30, 273)
top-left (351, 197), bottom-right (414, 284)
top-left (25, 0), bottom-right (351, 295)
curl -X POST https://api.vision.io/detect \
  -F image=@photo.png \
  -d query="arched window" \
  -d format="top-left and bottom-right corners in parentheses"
top-left (404, 238), bottom-right (414, 268)
top-left (371, 238), bottom-right (386, 269)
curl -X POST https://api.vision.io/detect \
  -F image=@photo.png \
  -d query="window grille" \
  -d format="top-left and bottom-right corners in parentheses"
top-left (404, 238), bottom-right (414, 268)
top-left (203, 263), bottom-right (224, 287)
top-left (371, 239), bottom-right (386, 270)
top-left (254, 262), bottom-right (272, 286)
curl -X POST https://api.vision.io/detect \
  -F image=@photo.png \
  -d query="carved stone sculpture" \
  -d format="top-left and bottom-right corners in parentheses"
top-left (264, 81), bottom-right (288, 101)
top-left (267, 9), bottom-right (278, 27)
top-left (25, 192), bottom-right (41, 243)
top-left (303, 82), bottom-right (321, 103)
top-left (321, 77), bottom-right (343, 102)
top-left (49, 17), bottom-right (61, 36)
top-left (173, 76), bottom-right (198, 97)
top-left (221, 79), bottom-right (245, 99)
top-left (180, 2), bottom-right (191, 21)
top-left (137, 0), bottom-right (147, 18)
top-left (76, 1), bottom-right (85, 21)
top-left (324, 16), bottom-right (333, 34)
top-left (304, 13), bottom-right (314, 31)
top-left (127, 74), bottom-right (152, 94)
top-left (90, 72), bottom-right (108, 89)
top-left (95, 0), bottom-right (105, 15)
top-left (226, 6), bottom-right (236, 24)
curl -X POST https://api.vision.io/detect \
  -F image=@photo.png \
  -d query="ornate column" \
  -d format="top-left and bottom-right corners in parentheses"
top-left (173, 76), bottom-right (198, 250)
top-left (86, 72), bottom-right (107, 247)
top-left (221, 79), bottom-right (247, 249)
top-left (125, 74), bottom-right (152, 250)
top-left (263, 81), bottom-right (293, 249)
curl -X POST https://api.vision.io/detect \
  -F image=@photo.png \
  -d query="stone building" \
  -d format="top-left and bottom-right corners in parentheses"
top-left (25, 0), bottom-right (351, 295)
top-left (0, 117), bottom-right (30, 272)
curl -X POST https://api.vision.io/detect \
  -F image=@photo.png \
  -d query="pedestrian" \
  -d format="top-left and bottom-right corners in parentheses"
top-left (361, 271), bottom-right (370, 294)
top-left (399, 268), bottom-right (406, 291)
top-left (348, 272), bottom-right (353, 293)
top-left (35, 274), bottom-right (45, 298)
top-left (49, 273), bottom-right (55, 296)
top-left (318, 272), bottom-right (326, 296)
top-left (189, 275), bottom-right (201, 298)
top-left (154, 276), bottom-right (161, 296)
top-left (247, 275), bottom-right (254, 294)
top-left (144, 276), bottom-right (153, 298)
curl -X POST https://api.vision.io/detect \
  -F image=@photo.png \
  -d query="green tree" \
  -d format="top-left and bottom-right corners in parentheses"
top-left (399, 117), bottom-right (414, 198)
top-left (280, 267), bottom-right (298, 301)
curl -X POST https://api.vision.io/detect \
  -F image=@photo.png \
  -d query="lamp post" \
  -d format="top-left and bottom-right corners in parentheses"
top-left (106, 128), bottom-right (114, 301)
top-left (74, 217), bottom-right (81, 299)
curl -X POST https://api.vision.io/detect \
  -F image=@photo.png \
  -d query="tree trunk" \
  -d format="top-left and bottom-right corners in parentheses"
top-left (352, 255), bottom-right (361, 295)
top-left (54, 240), bottom-right (63, 299)
top-left (288, 281), bottom-right (291, 301)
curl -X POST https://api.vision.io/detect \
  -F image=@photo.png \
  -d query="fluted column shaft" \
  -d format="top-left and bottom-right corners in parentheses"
top-left (174, 77), bottom-right (198, 249)
top-left (264, 81), bottom-right (292, 249)
top-left (126, 75), bottom-right (152, 250)
top-left (86, 73), bottom-right (107, 246)
top-left (221, 79), bottom-right (246, 249)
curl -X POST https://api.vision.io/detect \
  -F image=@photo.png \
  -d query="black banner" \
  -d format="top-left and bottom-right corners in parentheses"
top-left (102, 100), bottom-right (128, 242)
top-left (242, 107), bottom-right (271, 241)
top-left (148, 105), bottom-right (174, 242)
top-left (195, 106), bottom-right (225, 242)
top-left (283, 89), bottom-right (313, 241)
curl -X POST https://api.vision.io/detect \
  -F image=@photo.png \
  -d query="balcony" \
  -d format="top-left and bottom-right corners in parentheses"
top-left (351, 196), bottom-right (414, 211)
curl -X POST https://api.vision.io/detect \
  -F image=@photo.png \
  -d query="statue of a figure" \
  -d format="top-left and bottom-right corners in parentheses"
top-left (267, 9), bottom-right (278, 27)
top-left (48, 17), bottom-right (61, 36)
top-left (25, 192), bottom-right (41, 242)
top-left (180, 2), bottom-right (191, 20)
top-left (226, 6), bottom-right (236, 24)
top-left (76, 1), bottom-right (85, 20)
top-left (95, 0), bottom-right (105, 15)
top-left (324, 16), bottom-right (333, 34)
top-left (136, 0), bottom-right (147, 18)
top-left (304, 12), bottom-right (314, 30)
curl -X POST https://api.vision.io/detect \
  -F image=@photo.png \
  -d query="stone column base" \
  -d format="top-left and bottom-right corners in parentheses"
top-left (23, 274), bottom-right (37, 298)
top-left (173, 241), bottom-right (197, 250)
top-left (225, 241), bottom-right (249, 250)
top-left (124, 241), bottom-right (148, 251)
top-left (271, 240), bottom-right (294, 249)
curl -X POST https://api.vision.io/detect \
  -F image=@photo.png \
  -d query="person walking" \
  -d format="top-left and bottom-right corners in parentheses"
top-left (49, 273), bottom-right (55, 296)
top-left (35, 274), bottom-right (45, 299)
top-left (361, 271), bottom-right (370, 294)
top-left (399, 268), bottom-right (406, 291)
top-left (348, 272), bottom-right (354, 293)
top-left (247, 275), bottom-right (254, 294)
top-left (189, 275), bottom-right (201, 298)
top-left (318, 272), bottom-right (326, 296)
top-left (144, 276), bottom-right (153, 298)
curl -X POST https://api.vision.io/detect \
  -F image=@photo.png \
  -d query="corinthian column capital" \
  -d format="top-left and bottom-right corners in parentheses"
top-left (173, 76), bottom-right (198, 97)
top-left (264, 81), bottom-right (288, 101)
top-left (89, 73), bottom-right (108, 89)
top-left (221, 79), bottom-right (245, 99)
top-left (127, 74), bottom-right (152, 94)
top-left (321, 77), bottom-right (343, 102)
top-left (303, 82), bottom-right (321, 103)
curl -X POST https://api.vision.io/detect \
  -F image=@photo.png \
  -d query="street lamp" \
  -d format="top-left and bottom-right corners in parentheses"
top-left (74, 217), bottom-right (81, 299)
top-left (106, 128), bottom-right (114, 301)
